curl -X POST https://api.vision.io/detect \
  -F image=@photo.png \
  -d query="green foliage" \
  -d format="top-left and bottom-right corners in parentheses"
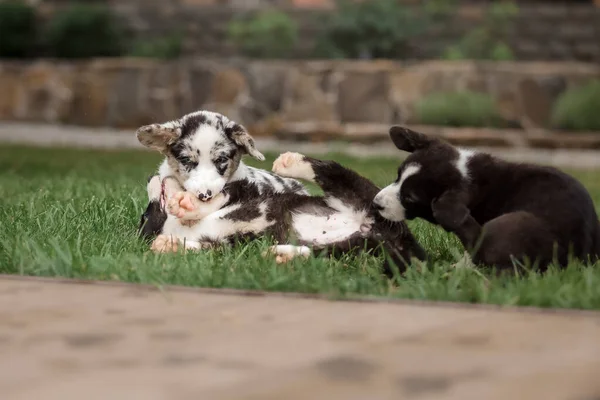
top-left (227, 10), bottom-right (298, 58)
top-left (315, 0), bottom-right (427, 59)
top-left (129, 32), bottom-right (183, 60)
top-left (423, 0), bottom-right (457, 20)
top-left (443, 1), bottom-right (518, 61)
top-left (416, 91), bottom-right (505, 128)
top-left (46, 4), bottom-right (124, 58)
top-left (0, 1), bottom-right (37, 58)
top-left (552, 80), bottom-right (600, 132)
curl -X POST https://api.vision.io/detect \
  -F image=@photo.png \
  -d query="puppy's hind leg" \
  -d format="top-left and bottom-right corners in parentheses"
top-left (273, 152), bottom-right (380, 208)
top-left (272, 152), bottom-right (317, 182)
top-left (473, 211), bottom-right (563, 272)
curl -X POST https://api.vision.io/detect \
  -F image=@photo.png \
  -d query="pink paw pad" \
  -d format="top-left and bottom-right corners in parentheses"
top-left (179, 195), bottom-right (195, 211)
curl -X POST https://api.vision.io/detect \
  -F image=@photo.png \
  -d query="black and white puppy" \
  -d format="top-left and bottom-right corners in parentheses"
top-left (373, 126), bottom-right (600, 271)
top-left (136, 111), bottom-right (425, 274)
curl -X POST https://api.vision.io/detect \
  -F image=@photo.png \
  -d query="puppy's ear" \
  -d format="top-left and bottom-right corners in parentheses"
top-left (389, 126), bottom-right (432, 153)
top-left (226, 122), bottom-right (265, 161)
top-left (136, 123), bottom-right (181, 152)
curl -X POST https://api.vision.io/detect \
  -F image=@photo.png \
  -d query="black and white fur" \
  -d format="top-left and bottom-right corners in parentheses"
top-left (136, 111), bottom-right (425, 275)
top-left (373, 126), bottom-right (600, 271)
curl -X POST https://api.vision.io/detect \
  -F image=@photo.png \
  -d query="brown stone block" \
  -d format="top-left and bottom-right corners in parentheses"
top-left (68, 68), bottom-right (113, 127)
top-left (13, 62), bottom-right (75, 124)
top-left (245, 62), bottom-right (290, 115)
top-left (337, 71), bottom-right (392, 124)
top-left (0, 64), bottom-right (21, 120)
top-left (292, 0), bottom-right (334, 8)
top-left (106, 66), bottom-right (150, 128)
top-left (185, 64), bottom-right (214, 114)
top-left (388, 68), bottom-right (428, 124)
top-left (517, 77), bottom-right (566, 129)
top-left (208, 68), bottom-right (248, 104)
top-left (281, 70), bottom-right (338, 123)
top-left (199, 67), bottom-right (250, 123)
top-left (145, 63), bottom-right (187, 123)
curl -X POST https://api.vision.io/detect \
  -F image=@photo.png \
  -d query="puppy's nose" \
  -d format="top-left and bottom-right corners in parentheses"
top-left (372, 199), bottom-right (384, 211)
top-left (198, 190), bottom-right (213, 202)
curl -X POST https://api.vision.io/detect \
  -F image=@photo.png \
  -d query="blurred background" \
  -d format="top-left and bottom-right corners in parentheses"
top-left (0, 0), bottom-right (599, 148)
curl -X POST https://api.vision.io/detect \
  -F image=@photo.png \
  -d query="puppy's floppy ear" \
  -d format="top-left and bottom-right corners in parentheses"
top-left (225, 122), bottom-right (265, 161)
top-left (389, 126), bottom-right (432, 153)
top-left (136, 122), bottom-right (181, 152)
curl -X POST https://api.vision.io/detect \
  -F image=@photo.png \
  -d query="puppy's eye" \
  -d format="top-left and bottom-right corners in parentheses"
top-left (404, 193), bottom-right (418, 203)
top-left (215, 156), bottom-right (228, 164)
top-left (177, 156), bottom-right (197, 169)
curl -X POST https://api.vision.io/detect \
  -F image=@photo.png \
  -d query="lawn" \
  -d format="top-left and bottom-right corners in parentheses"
top-left (1, 145), bottom-right (600, 310)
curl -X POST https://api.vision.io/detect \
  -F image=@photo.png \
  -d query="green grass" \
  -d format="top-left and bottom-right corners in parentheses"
top-left (1, 145), bottom-right (600, 309)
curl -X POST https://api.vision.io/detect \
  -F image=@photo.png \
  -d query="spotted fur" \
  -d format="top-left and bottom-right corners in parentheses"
top-left (137, 112), bottom-right (425, 276)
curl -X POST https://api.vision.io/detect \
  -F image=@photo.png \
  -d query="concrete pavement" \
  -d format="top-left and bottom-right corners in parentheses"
top-left (1, 275), bottom-right (599, 400)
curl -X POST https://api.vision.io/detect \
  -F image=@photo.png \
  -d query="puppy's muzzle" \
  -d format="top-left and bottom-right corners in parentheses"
top-left (198, 190), bottom-right (213, 202)
top-left (372, 200), bottom-right (384, 212)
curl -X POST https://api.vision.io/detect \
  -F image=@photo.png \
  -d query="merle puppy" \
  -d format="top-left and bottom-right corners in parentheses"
top-left (373, 126), bottom-right (600, 271)
top-left (136, 111), bottom-right (425, 274)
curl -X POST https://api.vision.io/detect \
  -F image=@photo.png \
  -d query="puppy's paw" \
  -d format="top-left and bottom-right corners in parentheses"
top-left (151, 235), bottom-right (180, 253)
top-left (262, 245), bottom-right (311, 264)
top-left (272, 152), bottom-right (315, 181)
top-left (168, 191), bottom-right (198, 219)
top-left (147, 175), bottom-right (162, 200)
top-left (431, 196), bottom-right (469, 232)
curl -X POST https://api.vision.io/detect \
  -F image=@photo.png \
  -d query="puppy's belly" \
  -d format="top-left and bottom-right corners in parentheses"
top-left (291, 211), bottom-right (366, 246)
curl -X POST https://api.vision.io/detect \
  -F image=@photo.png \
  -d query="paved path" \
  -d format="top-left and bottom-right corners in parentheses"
top-left (1, 275), bottom-right (600, 400)
top-left (2, 122), bottom-right (600, 168)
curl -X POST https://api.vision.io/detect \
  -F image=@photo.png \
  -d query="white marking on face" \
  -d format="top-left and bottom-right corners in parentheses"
top-left (291, 197), bottom-right (372, 246)
top-left (455, 148), bottom-right (474, 179)
top-left (182, 124), bottom-right (228, 198)
top-left (373, 163), bottom-right (421, 222)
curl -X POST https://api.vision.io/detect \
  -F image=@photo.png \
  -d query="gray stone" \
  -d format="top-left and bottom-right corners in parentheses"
top-left (186, 65), bottom-right (213, 113)
top-left (245, 62), bottom-right (289, 116)
top-left (145, 63), bottom-right (185, 123)
top-left (107, 67), bottom-right (147, 127)
top-left (337, 71), bottom-right (391, 124)
top-left (281, 70), bottom-right (338, 123)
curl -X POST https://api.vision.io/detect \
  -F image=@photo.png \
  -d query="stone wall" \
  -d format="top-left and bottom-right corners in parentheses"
top-left (1, 59), bottom-right (598, 137)
top-left (28, 1), bottom-right (600, 62)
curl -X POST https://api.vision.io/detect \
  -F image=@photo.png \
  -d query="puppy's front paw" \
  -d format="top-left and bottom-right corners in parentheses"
top-left (168, 191), bottom-right (198, 219)
top-left (151, 235), bottom-right (180, 253)
top-left (262, 245), bottom-right (311, 264)
top-left (431, 197), bottom-right (469, 232)
top-left (272, 152), bottom-right (315, 181)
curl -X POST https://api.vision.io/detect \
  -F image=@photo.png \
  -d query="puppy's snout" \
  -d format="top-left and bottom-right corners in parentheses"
top-left (372, 198), bottom-right (384, 211)
top-left (198, 190), bottom-right (213, 202)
